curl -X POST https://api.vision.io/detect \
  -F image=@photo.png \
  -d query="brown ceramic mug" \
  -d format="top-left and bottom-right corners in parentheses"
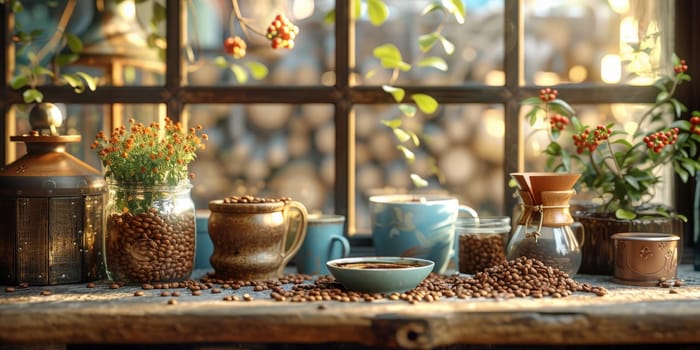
top-left (611, 232), bottom-right (679, 286)
top-left (208, 199), bottom-right (308, 280)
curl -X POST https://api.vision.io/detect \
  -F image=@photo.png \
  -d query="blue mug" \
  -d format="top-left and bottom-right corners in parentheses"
top-left (296, 214), bottom-right (350, 275)
top-left (195, 210), bottom-right (214, 270)
top-left (370, 194), bottom-right (475, 274)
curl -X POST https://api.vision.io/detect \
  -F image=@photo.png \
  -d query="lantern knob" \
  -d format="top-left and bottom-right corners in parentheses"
top-left (29, 103), bottom-right (63, 136)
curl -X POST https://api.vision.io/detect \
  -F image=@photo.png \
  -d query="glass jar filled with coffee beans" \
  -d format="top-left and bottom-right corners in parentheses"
top-left (105, 180), bottom-right (196, 283)
top-left (456, 216), bottom-right (511, 274)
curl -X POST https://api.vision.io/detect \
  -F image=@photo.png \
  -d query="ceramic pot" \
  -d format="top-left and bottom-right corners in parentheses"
top-left (208, 199), bottom-right (307, 280)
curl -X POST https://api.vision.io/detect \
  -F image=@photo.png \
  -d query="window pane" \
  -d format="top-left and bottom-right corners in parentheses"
top-left (12, 1), bottom-right (166, 87)
top-left (523, 0), bottom-right (675, 85)
top-left (187, 104), bottom-right (335, 213)
top-left (354, 0), bottom-right (504, 86)
top-left (185, 0), bottom-right (335, 86)
top-left (354, 103), bottom-right (505, 235)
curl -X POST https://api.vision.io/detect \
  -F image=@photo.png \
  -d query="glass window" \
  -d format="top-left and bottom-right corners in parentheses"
top-left (186, 103), bottom-right (336, 213)
top-left (354, 103), bottom-right (505, 235)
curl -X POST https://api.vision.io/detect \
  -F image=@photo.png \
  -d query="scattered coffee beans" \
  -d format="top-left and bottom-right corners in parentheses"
top-left (507, 238), bottom-right (579, 274)
top-left (458, 233), bottom-right (507, 274)
top-left (106, 208), bottom-right (195, 283)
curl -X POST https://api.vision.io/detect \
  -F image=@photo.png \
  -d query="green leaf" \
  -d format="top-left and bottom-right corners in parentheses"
top-left (398, 103), bottom-right (416, 117)
top-left (438, 35), bottom-right (455, 55)
top-left (323, 9), bottom-right (335, 24)
top-left (54, 53), bottom-right (79, 66)
top-left (64, 33), bottom-right (83, 53)
top-left (381, 119), bottom-right (402, 129)
top-left (76, 71), bottom-right (97, 91)
top-left (393, 128), bottom-right (411, 143)
top-left (10, 75), bottom-right (28, 89)
top-left (230, 63), bottom-right (248, 84)
top-left (615, 208), bottom-right (637, 220)
top-left (245, 61), bottom-right (269, 80)
top-left (521, 96), bottom-right (543, 106)
top-left (397, 145), bottom-right (415, 163)
top-left (32, 65), bottom-right (54, 77)
top-left (364, 69), bottom-right (376, 79)
top-left (410, 173), bottom-right (429, 187)
top-left (548, 99), bottom-right (576, 116)
top-left (367, 0), bottom-right (389, 26)
top-left (373, 44), bottom-right (410, 70)
top-left (418, 33), bottom-right (439, 52)
top-left (443, 0), bottom-right (466, 24)
top-left (62, 73), bottom-right (85, 93)
top-left (421, 3), bottom-right (443, 16)
top-left (22, 88), bottom-right (43, 103)
top-left (411, 93), bottom-right (438, 114)
top-left (623, 175), bottom-right (640, 190)
top-left (214, 56), bottom-right (228, 68)
top-left (417, 56), bottom-right (448, 71)
top-left (674, 162), bottom-right (689, 182)
top-left (656, 91), bottom-right (669, 103)
top-left (382, 85), bottom-right (405, 102)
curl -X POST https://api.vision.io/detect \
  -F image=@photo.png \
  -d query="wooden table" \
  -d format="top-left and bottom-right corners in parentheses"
top-left (1, 265), bottom-right (699, 349)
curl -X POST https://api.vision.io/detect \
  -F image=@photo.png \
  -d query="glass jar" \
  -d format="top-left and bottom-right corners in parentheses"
top-left (456, 216), bottom-right (511, 274)
top-left (104, 180), bottom-right (196, 283)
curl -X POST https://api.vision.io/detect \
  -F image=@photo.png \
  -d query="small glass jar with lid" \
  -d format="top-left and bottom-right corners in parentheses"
top-left (456, 216), bottom-right (511, 274)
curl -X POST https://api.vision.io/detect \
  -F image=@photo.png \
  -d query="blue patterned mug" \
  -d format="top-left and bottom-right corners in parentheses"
top-left (370, 194), bottom-right (476, 273)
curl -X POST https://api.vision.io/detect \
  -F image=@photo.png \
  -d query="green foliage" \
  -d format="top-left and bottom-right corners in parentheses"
top-left (364, 0), bottom-right (465, 188)
top-left (523, 54), bottom-right (700, 219)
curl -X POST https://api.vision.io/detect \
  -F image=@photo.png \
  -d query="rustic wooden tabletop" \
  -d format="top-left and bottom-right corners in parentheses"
top-left (1, 265), bottom-right (699, 349)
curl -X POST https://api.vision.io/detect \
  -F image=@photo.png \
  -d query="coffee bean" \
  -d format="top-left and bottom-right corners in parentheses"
top-left (40, 290), bottom-right (52, 296)
top-left (109, 283), bottom-right (120, 289)
top-left (191, 290), bottom-right (202, 296)
top-left (167, 299), bottom-right (177, 305)
top-left (86, 282), bottom-right (96, 288)
top-left (160, 291), bottom-right (171, 297)
top-left (18, 282), bottom-right (29, 289)
top-left (5, 287), bottom-right (15, 292)
top-left (134, 291), bottom-right (145, 297)
top-left (171, 291), bottom-right (181, 297)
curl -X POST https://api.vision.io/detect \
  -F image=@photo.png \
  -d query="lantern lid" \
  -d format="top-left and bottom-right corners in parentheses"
top-left (0, 103), bottom-right (106, 197)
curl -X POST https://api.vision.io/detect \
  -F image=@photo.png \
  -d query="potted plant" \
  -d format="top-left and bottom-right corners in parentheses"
top-left (91, 117), bottom-right (208, 283)
top-left (521, 54), bottom-right (700, 274)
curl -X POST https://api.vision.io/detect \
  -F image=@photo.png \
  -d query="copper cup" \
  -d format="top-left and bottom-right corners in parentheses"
top-left (611, 232), bottom-right (679, 286)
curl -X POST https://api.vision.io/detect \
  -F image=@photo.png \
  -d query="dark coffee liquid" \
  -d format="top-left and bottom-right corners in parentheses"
top-left (336, 262), bottom-right (422, 269)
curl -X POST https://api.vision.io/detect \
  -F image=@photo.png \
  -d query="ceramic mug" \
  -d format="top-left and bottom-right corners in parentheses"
top-left (208, 199), bottom-right (308, 280)
top-left (296, 214), bottom-right (350, 275)
top-left (369, 194), bottom-right (476, 273)
top-left (194, 209), bottom-right (214, 270)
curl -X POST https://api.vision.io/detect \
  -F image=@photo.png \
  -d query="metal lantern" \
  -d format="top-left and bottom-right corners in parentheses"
top-left (0, 103), bottom-right (106, 285)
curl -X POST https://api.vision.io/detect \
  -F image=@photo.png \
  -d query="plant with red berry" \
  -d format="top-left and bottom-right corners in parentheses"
top-left (522, 54), bottom-right (700, 219)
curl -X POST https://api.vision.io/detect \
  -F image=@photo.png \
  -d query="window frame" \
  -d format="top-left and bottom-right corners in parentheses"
top-left (1, 0), bottom-right (699, 244)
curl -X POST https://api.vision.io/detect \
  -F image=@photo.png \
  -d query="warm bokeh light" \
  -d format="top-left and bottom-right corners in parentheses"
top-left (292, 0), bottom-right (315, 20)
top-left (568, 65), bottom-right (588, 83)
top-left (619, 16), bottom-right (637, 57)
top-left (608, 0), bottom-right (630, 14)
top-left (485, 70), bottom-right (505, 86)
top-left (601, 54), bottom-right (621, 84)
top-left (483, 109), bottom-right (505, 138)
top-left (534, 72), bottom-right (560, 86)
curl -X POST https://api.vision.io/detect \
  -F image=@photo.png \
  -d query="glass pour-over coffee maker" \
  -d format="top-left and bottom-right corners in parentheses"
top-left (506, 172), bottom-right (584, 276)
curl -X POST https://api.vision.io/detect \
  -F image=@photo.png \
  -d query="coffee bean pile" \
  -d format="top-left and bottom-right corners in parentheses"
top-left (508, 238), bottom-right (579, 275)
top-left (106, 208), bottom-right (195, 283)
top-left (189, 257), bottom-right (606, 303)
top-left (458, 233), bottom-right (507, 274)
top-left (222, 195), bottom-right (292, 204)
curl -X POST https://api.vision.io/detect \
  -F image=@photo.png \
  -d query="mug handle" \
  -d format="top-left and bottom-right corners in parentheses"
top-left (280, 200), bottom-right (309, 274)
top-left (331, 235), bottom-right (351, 258)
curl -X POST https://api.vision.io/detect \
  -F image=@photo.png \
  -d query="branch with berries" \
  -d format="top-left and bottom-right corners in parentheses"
top-left (522, 54), bottom-right (700, 219)
top-left (216, 2), bottom-right (300, 84)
